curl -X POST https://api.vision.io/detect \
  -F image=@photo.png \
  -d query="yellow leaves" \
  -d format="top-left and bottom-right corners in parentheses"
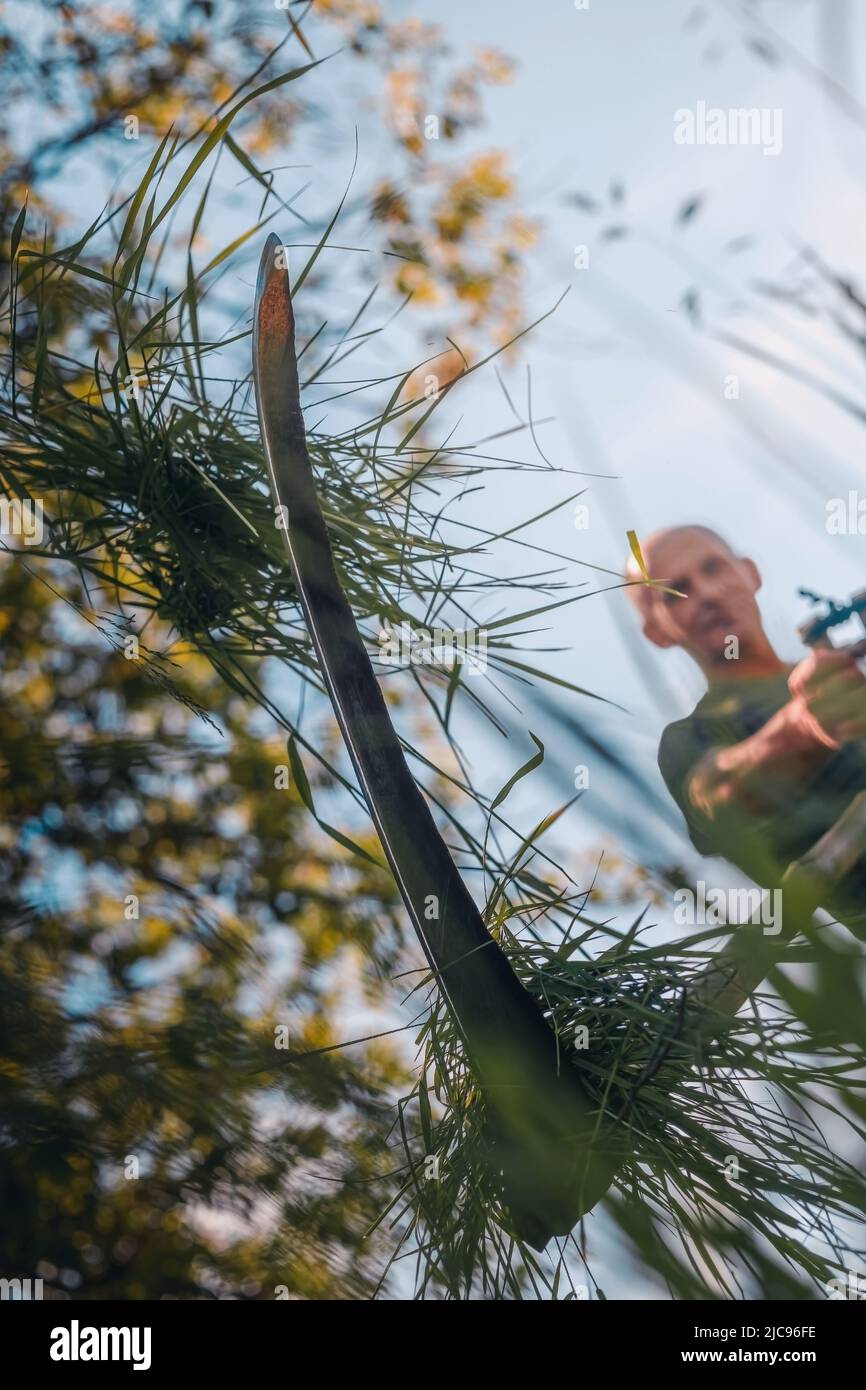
top-left (626, 529), bottom-right (650, 581)
top-left (211, 78), bottom-right (236, 107)
top-left (291, 858), bottom-right (331, 892)
top-left (363, 1037), bottom-right (401, 1076)
top-left (24, 674), bottom-right (53, 711)
top-left (625, 531), bottom-right (685, 601)
top-left (135, 90), bottom-right (204, 134)
top-left (101, 12), bottom-right (139, 36)
top-left (432, 208), bottom-right (462, 244)
top-left (474, 48), bottom-right (515, 85)
top-left (159, 1112), bottom-right (191, 1144)
top-left (433, 153), bottom-right (513, 245)
top-left (375, 143), bottom-right (529, 341)
top-left (313, 0), bottom-right (383, 33)
top-left (404, 346), bottom-right (467, 401)
top-left (113, 556), bottom-right (154, 605)
top-left (387, 66), bottom-right (419, 108)
top-left (370, 181), bottom-right (410, 225)
top-left (66, 373), bottom-right (102, 404)
top-left (245, 107), bottom-right (295, 158)
top-left (505, 214), bottom-right (539, 252)
top-left (455, 275), bottom-right (493, 309)
top-left (298, 1012), bottom-right (334, 1052)
top-left (386, 67), bottom-right (425, 154)
top-left (395, 261), bottom-right (442, 305)
top-left (389, 18), bottom-right (442, 53)
top-left (366, 27), bottom-right (532, 345)
top-left (464, 151), bottom-right (512, 201)
top-left (139, 916), bottom-right (172, 953)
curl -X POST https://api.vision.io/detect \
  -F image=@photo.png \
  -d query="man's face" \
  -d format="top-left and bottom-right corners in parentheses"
top-left (639, 530), bottom-right (764, 661)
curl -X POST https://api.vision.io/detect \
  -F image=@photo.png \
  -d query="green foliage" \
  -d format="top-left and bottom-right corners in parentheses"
top-left (395, 914), bottom-right (866, 1299)
top-left (0, 558), bottom-right (410, 1298)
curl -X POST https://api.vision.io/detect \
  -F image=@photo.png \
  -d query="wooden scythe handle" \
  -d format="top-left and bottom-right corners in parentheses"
top-left (252, 234), bottom-right (622, 1248)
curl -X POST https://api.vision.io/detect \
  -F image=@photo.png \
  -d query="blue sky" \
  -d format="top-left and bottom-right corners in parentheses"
top-left (370, 0), bottom-right (866, 865)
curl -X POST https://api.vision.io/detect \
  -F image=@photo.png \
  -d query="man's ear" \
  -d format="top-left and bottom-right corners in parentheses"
top-left (742, 557), bottom-right (762, 594)
top-left (641, 605), bottom-right (677, 649)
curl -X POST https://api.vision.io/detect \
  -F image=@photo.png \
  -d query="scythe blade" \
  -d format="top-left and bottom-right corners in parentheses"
top-left (252, 233), bottom-right (621, 1246)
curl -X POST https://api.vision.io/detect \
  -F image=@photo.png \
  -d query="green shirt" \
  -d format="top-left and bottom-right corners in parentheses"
top-left (658, 671), bottom-right (866, 924)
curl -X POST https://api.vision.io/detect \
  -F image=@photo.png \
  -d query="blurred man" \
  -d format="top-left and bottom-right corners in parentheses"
top-left (627, 525), bottom-right (866, 928)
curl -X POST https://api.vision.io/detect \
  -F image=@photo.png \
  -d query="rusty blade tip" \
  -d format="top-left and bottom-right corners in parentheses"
top-left (253, 232), bottom-right (294, 362)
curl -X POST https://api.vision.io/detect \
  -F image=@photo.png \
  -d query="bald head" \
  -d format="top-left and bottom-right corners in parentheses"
top-left (625, 526), bottom-right (735, 611)
top-left (625, 524), bottom-right (766, 673)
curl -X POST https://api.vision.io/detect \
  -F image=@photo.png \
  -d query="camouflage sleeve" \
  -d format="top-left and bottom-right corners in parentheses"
top-left (658, 719), bottom-right (787, 887)
top-left (657, 719), bottom-right (720, 856)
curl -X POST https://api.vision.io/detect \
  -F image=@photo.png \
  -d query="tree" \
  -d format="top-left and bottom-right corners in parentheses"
top-left (0, 554), bottom-right (418, 1298)
top-left (0, 0), bottom-right (533, 354)
top-left (0, 3), bottom-right (573, 1299)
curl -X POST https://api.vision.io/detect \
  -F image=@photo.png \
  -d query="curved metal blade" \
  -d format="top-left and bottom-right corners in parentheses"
top-left (252, 233), bottom-right (620, 1244)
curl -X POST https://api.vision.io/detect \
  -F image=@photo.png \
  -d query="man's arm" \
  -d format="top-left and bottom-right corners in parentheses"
top-left (687, 704), bottom-right (831, 820)
top-left (687, 648), bottom-right (866, 822)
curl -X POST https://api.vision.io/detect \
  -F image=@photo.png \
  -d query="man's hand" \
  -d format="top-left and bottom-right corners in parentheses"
top-left (685, 650), bottom-right (866, 823)
top-left (787, 647), bottom-right (866, 748)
